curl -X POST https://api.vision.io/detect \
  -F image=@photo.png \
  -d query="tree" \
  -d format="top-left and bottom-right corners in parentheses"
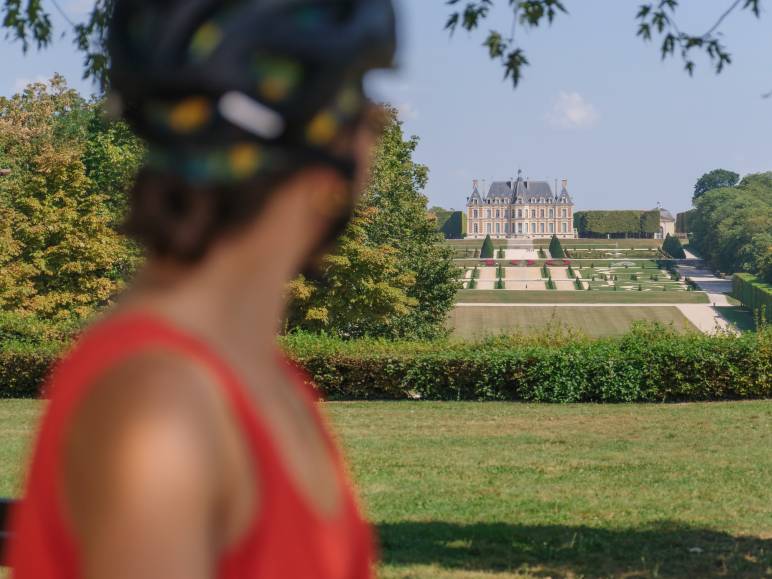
top-left (1, 1), bottom-right (765, 91)
top-left (287, 107), bottom-right (459, 339)
top-left (549, 234), bottom-right (564, 258)
top-left (662, 234), bottom-right (686, 259)
top-left (690, 172), bottom-right (772, 282)
top-left (480, 234), bottom-right (494, 259)
top-left (0, 76), bottom-right (140, 320)
top-left (445, 0), bottom-right (764, 89)
top-left (693, 169), bottom-right (740, 201)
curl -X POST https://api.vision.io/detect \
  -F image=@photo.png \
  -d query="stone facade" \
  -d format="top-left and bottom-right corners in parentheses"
top-left (466, 172), bottom-right (576, 239)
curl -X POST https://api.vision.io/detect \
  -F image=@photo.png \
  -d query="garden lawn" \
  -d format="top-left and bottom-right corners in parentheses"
top-left (456, 290), bottom-right (709, 304)
top-left (3, 401), bottom-right (771, 577)
top-left (447, 306), bottom-right (696, 339)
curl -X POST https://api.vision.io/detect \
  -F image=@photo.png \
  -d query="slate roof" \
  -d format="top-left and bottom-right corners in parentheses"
top-left (468, 175), bottom-right (574, 205)
top-left (656, 208), bottom-right (675, 222)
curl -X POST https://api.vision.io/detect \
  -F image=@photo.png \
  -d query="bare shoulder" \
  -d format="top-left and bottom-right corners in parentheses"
top-left (60, 349), bottom-right (245, 579)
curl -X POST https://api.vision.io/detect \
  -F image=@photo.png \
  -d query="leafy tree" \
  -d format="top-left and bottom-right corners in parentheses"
top-left (445, 0), bottom-right (763, 88)
top-left (1, 1), bottom-right (765, 91)
top-left (287, 108), bottom-right (459, 339)
top-left (480, 234), bottom-right (494, 258)
top-left (0, 76), bottom-right (140, 320)
top-left (662, 234), bottom-right (686, 259)
top-left (285, 207), bottom-right (417, 338)
top-left (693, 169), bottom-right (740, 201)
top-left (690, 172), bottom-right (772, 282)
top-left (549, 234), bottom-right (564, 258)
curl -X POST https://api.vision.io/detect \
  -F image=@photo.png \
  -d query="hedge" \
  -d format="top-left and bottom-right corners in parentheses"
top-left (733, 273), bottom-right (772, 322)
top-left (574, 210), bottom-right (660, 237)
top-left (3, 325), bottom-right (770, 402)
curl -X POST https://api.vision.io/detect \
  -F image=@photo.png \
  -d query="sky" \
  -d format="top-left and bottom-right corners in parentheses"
top-left (1, 0), bottom-right (771, 215)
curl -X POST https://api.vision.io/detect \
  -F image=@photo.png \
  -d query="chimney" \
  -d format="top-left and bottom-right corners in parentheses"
top-left (561, 178), bottom-right (568, 191)
top-left (472, 179), bottom-right (479, 191)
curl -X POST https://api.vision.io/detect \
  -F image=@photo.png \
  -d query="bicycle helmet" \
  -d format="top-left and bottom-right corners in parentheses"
top-left (108, 0), bottom-right (397, 183)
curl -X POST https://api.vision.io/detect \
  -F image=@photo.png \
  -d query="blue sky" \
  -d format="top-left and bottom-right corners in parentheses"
top-left (2, 0), bottom-right (770, 214)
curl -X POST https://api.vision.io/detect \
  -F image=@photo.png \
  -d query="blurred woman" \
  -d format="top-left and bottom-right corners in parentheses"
top-left (9, 1), bottom-right (396, 577)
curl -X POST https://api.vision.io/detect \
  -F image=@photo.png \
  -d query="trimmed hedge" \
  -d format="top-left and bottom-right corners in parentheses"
top-left (3, 325), bottom-right (770, 402)
top-left (574, 210), bottom-right (660, 237)
top-left (734, 273), bottom-right (772, 322)
top-left (280, 327), bottom-right (771, 402)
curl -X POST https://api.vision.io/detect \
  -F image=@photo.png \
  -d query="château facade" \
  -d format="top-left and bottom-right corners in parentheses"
top-left (466, 171), bottom-right (577, 239)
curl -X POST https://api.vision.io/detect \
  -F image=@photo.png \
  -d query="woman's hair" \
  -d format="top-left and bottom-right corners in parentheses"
top-left (122, 166), bottom-right (296, 262)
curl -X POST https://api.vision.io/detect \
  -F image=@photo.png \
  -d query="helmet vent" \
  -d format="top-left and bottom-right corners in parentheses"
top-left (218, 92), bottom-right (286, 140)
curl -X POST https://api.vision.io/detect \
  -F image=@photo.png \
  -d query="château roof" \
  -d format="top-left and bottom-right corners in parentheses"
top-left (654, 207), bottom-right (675, 222)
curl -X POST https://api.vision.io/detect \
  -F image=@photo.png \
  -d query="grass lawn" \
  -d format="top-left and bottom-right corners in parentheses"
top-left (4, 401), bottom-right (771, 578)
top-left (456, 290), bottom-right (710, 304)
top-left (447, 306), bottom-right (696, 339)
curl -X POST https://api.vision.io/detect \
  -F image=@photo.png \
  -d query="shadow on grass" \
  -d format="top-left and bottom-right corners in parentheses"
top-left (378, 521), bottom-right (771, 578)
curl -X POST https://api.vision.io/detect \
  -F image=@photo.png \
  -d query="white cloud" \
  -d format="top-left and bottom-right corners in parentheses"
top-left (11, 75), bottom-right (49, 94)
top-left (396, 102), bottom-right (420, 121)
top-left (546, 91), bottom-right (600, 130)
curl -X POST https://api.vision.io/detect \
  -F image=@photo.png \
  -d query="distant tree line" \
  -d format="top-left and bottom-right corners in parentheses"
top-left (573, 210), bottom-right (660, 239)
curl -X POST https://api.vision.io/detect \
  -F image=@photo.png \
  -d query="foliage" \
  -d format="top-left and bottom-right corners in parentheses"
top-left (3, 1), bottom-right (764, 92)
top-left (548, 234), bottom-right (564, 258)
top-left (733, 273), bottom-right (772, 323)
top-left (8, 324), bottom-right (770, 401)
top-left (430, 207), bottom-right (466, 239)
top-left (574, 210), bottom-right (661, 238)
top-left (694, 168), bottom-right (740, 201)
top-left (287, 108), bottom-right (459, 340)
top-left (445, 0), bottom-right (763, 89)
top-left (662, 233), bottom-right (686, 259)
top-left (0, 76), bottom-right (142, 321)
top-left (676, 208), bottom-right (695, 234)
top-left (480, 234), bottom-right (494, 259)
top-left (690, 172), bottom-right (772, 282)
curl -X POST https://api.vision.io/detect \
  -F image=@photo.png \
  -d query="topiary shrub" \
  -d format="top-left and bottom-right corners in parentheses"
top-left (663, 234), bottom-right (686, 259)
top-left (549, 235), bottom-right (565, 258)
top-left (480, 235), bottom-right (495, 259)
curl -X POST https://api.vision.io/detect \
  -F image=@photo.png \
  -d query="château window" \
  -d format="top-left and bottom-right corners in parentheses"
top-left (531, 210), bottom-right (536, 218)
top-left (505, 223), bottom-right (509, 233)
top-left (474, 223), bottom-right (479, 233)
top-left (549, 208), bottom-right (554, 218)
top-left (540, 223), bottom-right (545, 233)
top-left (562, 222), bottom-right (567, 233)
top-left (495, 223), bottom-right (500, 234)
top-left (486, 209), bottom-right (491, 218)
top-left (486, 223), bottom-right (491, 233)
top-left (473, 209), bottom-right (478, 219)
top-left (518, 223), bottom-right (523, 233)
top-left (531, 223), bottom-right (536, 233)
top-left (495, 210), bottom-right (500, 218)
top-left (540, 209), bottom-right (545, 218)
top-left (517, 209), bottom-right (522, 218)
top-left (549, 223), bottom-right (554, 233)
top-left (562, 209), bottom-right (567, 218)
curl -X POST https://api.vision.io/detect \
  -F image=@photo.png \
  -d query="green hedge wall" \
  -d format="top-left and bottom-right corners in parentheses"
top-left (676, 209), bottom-right (695, 234)
top-left (733, 274), bottom-right (772, 321)
top-left (280, 327), bottom-right (771, 402)
top-left (574, 210), bottom-right (661, 237)
top-left (4, 326), bottom-right (770, 402)
top-left (437, 211), bottom-right (466, 239)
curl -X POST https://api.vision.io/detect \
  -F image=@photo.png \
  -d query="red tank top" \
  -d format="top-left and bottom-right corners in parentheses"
top-left (8, 314), bottom-right (376, 578)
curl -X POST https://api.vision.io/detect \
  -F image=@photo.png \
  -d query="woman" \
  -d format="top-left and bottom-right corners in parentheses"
top-left (9, 0), bottom-right (396, 577)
